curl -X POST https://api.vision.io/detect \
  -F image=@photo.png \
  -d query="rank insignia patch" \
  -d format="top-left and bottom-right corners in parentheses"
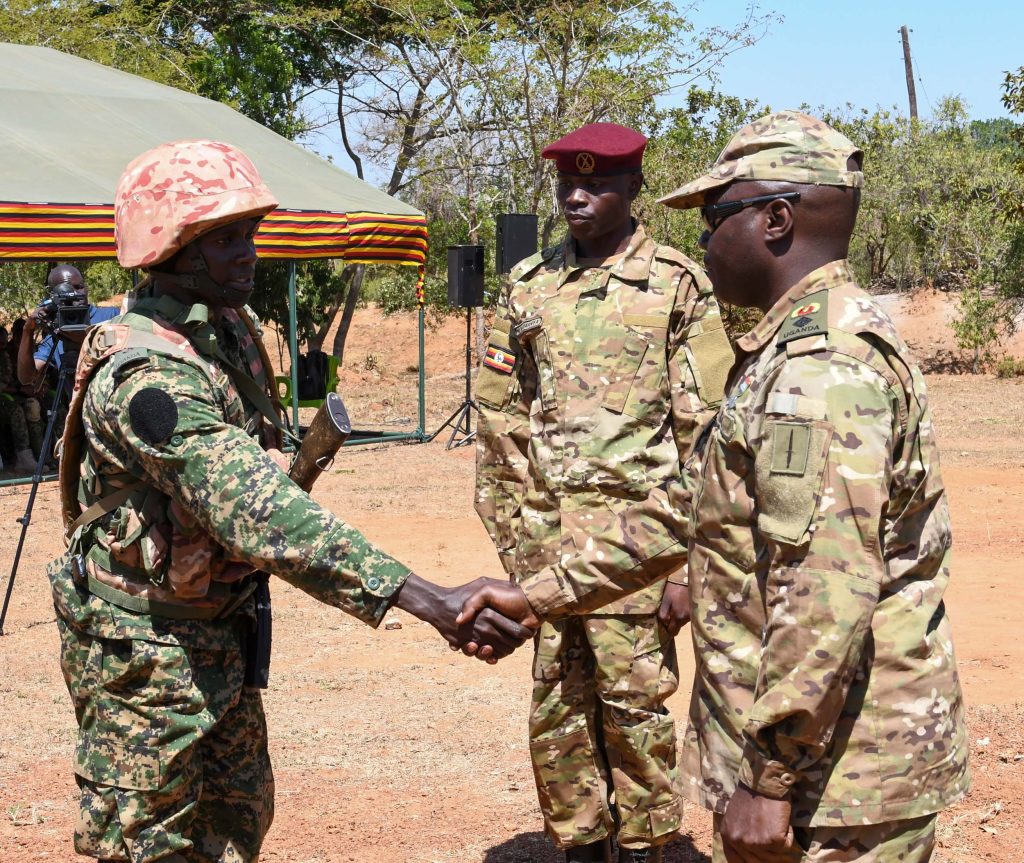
top-left (777, 292), bottom-right (828, 345)
top-left (791, 302), bottom-right (821, 319)
top-left (483, 345), bottom-right (515, 374)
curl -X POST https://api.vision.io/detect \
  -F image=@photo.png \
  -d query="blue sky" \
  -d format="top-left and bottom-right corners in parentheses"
top-left (302, 1), bottom-right (1021, 181)
top-left (688, 0), bottom-right (1022, 120)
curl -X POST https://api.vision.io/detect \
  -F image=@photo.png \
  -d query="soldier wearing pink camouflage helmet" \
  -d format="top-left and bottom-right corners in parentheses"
top-left (48, 139), bottom-right (538, 862)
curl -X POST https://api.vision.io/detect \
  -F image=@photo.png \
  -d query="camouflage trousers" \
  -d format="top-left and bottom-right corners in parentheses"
top-left (0, 394), bottom-right (31, 453)
top-left (529, 614), bottom-right (681, 850)
top-left (712, 812), bottom-right (937, 862)
top-left (56, 616), bottom-right (274, 862)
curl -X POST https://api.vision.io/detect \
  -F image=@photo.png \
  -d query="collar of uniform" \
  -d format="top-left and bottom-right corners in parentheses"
top-left (134, 294), bottom-right (219, 356)
top-left (558, 222), bottom-right (655, 288)
top-left (736, 259), bottom-right (854, 354)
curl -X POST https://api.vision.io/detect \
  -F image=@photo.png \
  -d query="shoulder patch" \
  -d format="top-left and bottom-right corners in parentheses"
top-left (483, 344), bottom-right (516, 374)
top-left (777, 291), bottom-right (829, 346)
top-left (108, 347), bottom-right (152, 382)
top-left (128, 388), bottom-right (179, 446)
top-left (512, 316), bottom-right (543, 342)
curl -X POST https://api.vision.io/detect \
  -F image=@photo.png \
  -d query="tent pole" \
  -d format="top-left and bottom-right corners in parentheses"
top-left (418, 305), bottom-right (426, 438)
top-left (288, 261), bottom-right (299, 436)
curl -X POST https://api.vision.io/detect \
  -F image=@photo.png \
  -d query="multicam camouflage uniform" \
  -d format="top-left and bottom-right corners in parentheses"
top-left (52, 293), bottom-right (410, 862)
top-left (659, 110), bottom-right (970, 861)
top-left (475, 224), bottom-right (733, 850)
top-left (680, 262), bottom-right (970, 860)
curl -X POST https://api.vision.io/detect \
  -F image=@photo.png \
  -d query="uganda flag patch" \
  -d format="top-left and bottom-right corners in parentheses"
top-left (483, 344), bottom-right (516, 374)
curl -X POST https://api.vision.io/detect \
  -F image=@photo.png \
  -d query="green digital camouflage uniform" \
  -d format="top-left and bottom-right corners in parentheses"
top-left (51, 293), bottom-right (411, 863)
top-left (681, 261), bottom-right (969, 861)
top-left (0, 345), bottom-right (40, 458)
top-left (475, 224), bottom-right (733, 850)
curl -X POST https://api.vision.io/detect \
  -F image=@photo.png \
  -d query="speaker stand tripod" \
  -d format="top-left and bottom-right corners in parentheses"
top-left (429, 306), bottom-right (478, 450)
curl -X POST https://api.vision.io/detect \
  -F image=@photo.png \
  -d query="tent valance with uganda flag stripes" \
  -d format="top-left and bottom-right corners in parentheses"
top-left (0, 42), bottom-right (435, 457)
top-left (0, 202), bottom-right (427, 265)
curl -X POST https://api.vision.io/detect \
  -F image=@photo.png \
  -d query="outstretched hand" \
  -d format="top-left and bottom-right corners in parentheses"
top-left (455, 579), bottom-right (541, 662)
top-left (393, 575), bottom-right (538, 663)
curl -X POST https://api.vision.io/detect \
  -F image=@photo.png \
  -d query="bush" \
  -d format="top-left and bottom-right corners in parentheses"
top-left (365, 270), bottom-right (459, 328)
top-left (994, 356), bottom-right (1024, 378)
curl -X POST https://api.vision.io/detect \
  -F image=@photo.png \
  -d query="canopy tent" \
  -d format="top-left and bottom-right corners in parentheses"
top-left (0, 42), bottom-right (430, 461)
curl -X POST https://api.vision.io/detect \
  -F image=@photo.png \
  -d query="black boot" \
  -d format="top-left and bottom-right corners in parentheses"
top-left (619, 847), bottom-right (663, 863)
top-left (565, 838), bottom-right (614, 863)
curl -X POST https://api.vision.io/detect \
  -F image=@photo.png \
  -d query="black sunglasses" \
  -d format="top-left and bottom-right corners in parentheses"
top-left (700, 191), bottom-right (801, 232)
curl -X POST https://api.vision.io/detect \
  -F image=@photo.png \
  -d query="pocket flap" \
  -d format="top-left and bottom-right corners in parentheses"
top-left (75, 737), bottom-right (163, 791)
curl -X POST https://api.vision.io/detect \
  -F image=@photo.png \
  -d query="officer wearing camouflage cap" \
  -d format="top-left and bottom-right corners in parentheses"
top-left (660, 111), bottom-right (969, 861)
top-left (471, 122), bottom-right (733, 863)
top-left (48, 139), bottom-right (535, 862)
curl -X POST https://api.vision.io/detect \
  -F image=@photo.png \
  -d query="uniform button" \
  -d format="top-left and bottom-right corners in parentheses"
top-left (780, 772), bottom-right (795, 785)
top-left (366, 576), bottom-right (381, 590)
top-left (169, 434), bottom-right (184, 447)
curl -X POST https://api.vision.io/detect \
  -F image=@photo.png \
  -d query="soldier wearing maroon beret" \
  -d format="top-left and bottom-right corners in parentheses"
top-left (540, 123), bottom-right (648, 176)
top-left (471, 122), bottom-right (734, 862)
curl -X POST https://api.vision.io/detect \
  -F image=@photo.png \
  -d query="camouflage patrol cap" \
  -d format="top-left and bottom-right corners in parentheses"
top-left (114, 140), bottom-right (278, 268)
top-left (658, 110), bottom-right (863, 210)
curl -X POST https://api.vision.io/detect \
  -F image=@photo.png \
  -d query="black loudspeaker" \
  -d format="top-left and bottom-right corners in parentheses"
top-left (447, 245), bottom-right (485, 307)
top-left (496, 213), bottom-right (539, 274)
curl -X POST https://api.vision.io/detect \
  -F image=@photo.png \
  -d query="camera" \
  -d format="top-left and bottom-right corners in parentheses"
top-left (37, 277), bottom-right (89, 336)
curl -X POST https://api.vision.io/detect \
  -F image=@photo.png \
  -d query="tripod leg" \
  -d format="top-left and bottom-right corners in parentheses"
top-left (430, 305), bottom-right (481, 447)
top-left (445, 402), bottom-right (474, 450)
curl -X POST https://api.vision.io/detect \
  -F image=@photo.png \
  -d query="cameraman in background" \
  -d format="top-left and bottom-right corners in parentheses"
top-left (17, 265), bottom-right (118, 388)
top-left (16, 265), bottom-right (118, 462)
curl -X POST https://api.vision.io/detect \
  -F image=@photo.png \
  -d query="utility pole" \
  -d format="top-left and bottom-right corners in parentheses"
top-left (900, 25), bottom-right (918, 120)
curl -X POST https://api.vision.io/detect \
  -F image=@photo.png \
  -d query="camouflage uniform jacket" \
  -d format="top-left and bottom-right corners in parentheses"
top-left (683, 260), bottom-right (969, 826)
top-left (52, 292), bottom-right (408, 648)
top-left (475, 224), bottom-right (732, 617)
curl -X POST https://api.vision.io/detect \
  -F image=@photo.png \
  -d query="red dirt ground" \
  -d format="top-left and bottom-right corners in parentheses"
top-left (0, 290), bottom-right (1021, 862)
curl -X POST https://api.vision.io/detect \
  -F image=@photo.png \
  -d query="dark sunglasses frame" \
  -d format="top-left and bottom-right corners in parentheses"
top-left (701, 191), bottom-right (801, 232)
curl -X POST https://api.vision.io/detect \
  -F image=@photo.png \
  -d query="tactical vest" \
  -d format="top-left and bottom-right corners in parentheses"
top-left (58, 304), bottom-right (284, 620)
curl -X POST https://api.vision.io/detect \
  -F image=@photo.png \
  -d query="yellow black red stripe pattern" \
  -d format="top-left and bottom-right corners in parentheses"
top-left (0, 202), bottom-right (428, 267)
top-left (483, 344), bottom-right (516, 374)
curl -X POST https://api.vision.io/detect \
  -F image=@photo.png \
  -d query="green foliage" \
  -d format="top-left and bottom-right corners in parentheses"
top-left (820, 99), bottom-right (1024, 367)
top-left (640, 89), bottom-right (766, 263)
top-left (249, 259), bottom-right (349, 360)
top-left (364, 269), bottom-right (454, 329)
top-left (994, 356), bottom-right (1024, 378)
top-left (0, 261), bottom-right (131, 324)
top-left (950, 287), bottom-right (1010, 373)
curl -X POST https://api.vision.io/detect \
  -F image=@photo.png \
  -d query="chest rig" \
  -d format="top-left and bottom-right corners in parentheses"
top-left (58, 304), bottom-right (284, 619)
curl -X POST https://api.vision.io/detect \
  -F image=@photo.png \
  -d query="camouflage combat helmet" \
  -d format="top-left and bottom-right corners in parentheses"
top-left (659, 110), bottom-right (863, 210)
top-left (114, 140), bottom-right (278, 269)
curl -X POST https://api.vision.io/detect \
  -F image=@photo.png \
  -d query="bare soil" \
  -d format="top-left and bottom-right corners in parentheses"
top-left (0, 291), bottom-right (1022, 862)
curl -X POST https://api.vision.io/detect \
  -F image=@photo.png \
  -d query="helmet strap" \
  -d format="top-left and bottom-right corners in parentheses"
top-left (152, 243), bottom-right (251, 308)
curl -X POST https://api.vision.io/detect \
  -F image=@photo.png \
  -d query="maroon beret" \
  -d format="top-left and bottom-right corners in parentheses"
top-left (541, 123), bottom-right (647, 176)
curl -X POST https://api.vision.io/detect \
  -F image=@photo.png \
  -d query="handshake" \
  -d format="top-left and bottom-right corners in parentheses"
top-left (393, 575), bottom-right (541, 663)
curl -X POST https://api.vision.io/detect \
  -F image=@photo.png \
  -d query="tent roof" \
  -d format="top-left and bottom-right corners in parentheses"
top-left (0, 44), bottom-right (426, 263)
top-left (0, 43), bottom-right (420, 217)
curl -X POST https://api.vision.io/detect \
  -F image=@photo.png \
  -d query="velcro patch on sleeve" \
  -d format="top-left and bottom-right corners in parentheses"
top-left (770, 421), bottom-right (811, 475)
top-left (756, 418), bottom-right (833, 545)
top-left (129, 388), bottom-right (179, 446)
top-left (483, 344), bottom-right (516, 374)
